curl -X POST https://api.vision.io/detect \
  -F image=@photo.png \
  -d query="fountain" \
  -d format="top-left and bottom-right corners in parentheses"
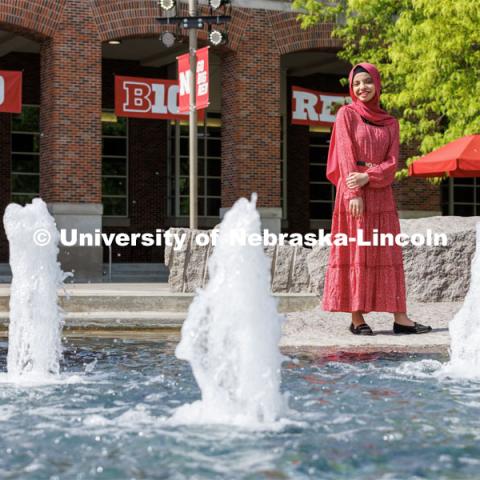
top-left (3, 198), bottom-right (68, 380)
top-left (442, 222), bottom-right (480, 379)
top-left (172, 194), bottom-right (288, 426)
top-left (0, 197), bottom-right (480, 477)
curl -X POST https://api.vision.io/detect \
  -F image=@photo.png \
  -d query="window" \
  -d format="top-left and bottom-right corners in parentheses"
top-left (102, 113), bottom-right (128, 216)
top-left (441, 177), bottom-right (480, 216)
top-left (168, 113), bottom-right (221, 217)
top-left (309, 130), bottom-right (335, 221)
top-left (11, 105), bottom-right (40, 204)
top-left (281, 116), bottom-right (287, 218)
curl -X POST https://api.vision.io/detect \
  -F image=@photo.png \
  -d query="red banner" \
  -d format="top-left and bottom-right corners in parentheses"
top-left (0, 70), bottom-right (22, 113)
top-left (291, 86), bottom-right (351, 127)
top-left (114, 76), bottom-right (204, 120)
top-left (177, 46), bottom-right (210, 113)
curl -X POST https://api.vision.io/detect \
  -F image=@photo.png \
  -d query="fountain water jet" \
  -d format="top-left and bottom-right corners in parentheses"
top-left (3, 198), bottom-right (68, 380)
top-left (443, 222), bottom-right (480, 379)
top-left (172, 194), bottom-right (288, 426)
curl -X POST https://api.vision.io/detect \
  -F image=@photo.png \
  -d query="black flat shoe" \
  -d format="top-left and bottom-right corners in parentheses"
top-left (349, 323), bottom-right (374, 336)
top-left (393, 322), bottom-right (432, 334)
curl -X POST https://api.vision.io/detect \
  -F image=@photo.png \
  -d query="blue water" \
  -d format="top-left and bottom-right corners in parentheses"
top-left (0, 338), bottom-right (479, 480)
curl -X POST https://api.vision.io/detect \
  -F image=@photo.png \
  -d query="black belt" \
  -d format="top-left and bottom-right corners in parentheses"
top-left (357, 160), bottom-right (374, 168)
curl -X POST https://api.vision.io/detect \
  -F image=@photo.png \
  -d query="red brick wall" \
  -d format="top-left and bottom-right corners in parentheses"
top-left (0, 1), bottom-right (61, 40)
top-left (395, 142), bottom-right (440, 212)
top-left (221, 9), bottom-right (281, 209)
top-left (39, 0), bottom-right (102, 203)
top-left (267, 12), bottom-right (341, 53)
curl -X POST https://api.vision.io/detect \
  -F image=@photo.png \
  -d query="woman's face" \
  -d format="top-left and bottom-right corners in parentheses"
top-left (352, 72), bottom-right (376, 103)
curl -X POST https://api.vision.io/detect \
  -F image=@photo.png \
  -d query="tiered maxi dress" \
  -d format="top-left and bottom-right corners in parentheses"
top-left (322, 106), bottom-right (407, 313)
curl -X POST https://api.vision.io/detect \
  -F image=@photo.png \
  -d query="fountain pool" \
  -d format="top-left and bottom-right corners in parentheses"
top-left (1, 337), bottom-right (480, 480)
top-left (2, 197), bottom-right (480, 479)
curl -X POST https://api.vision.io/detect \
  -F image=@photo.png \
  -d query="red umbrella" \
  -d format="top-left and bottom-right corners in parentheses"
top-left (408, 134), bottom-right (480, 177)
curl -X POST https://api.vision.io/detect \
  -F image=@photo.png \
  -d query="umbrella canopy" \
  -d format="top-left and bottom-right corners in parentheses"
top-left (408, 134), bottom-right (480, 177)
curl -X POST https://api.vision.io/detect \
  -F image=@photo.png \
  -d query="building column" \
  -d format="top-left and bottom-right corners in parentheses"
top-left (39, 1), bottom-right (102, 281)
top-left (221, 10), bottom-right (282, 233)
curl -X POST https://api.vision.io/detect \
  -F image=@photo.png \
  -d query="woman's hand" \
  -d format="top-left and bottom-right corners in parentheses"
top-left (346, 172), bottom-right (369, 189)
top-left (349, 197), bottom-right (364, 218)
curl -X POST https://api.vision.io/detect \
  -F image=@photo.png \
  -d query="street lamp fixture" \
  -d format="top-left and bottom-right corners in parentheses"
top-left (209, 30), bottom-right (227, 46)
top-left (209, 0), bottom-right (229, 9)
top-left (159, 0), bottom-right (176, 11)
top-left (161, 31), bottom-right (176, 48)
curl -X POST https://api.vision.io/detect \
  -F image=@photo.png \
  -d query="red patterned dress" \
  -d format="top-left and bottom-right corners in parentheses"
top-left (322, 106), bottom-right (407, 313)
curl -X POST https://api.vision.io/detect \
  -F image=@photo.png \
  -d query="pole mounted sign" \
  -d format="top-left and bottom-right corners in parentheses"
top-left (0, 70), bottom-right (22, 114)
top-left (291, 86), bottom-right (351, 127)
top-left (114, 75), bottom-right (204, 120)
top-left (177, 46), bottom-right (210, 113)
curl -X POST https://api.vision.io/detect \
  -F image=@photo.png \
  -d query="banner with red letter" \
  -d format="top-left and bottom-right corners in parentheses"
top-left (114, 76), bottom-right (205, 120)
top-left (177, 46), bottom-right (210, 113)
top-left (291, 86), bottom-right (351, 127)
top-left (0, 70), bottom-right (22, 113)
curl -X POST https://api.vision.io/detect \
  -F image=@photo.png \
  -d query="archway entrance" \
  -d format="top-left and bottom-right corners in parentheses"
top-left (281, 50), bottom-right (351, 234)
top-left (0, 29), bottom-right (41, 277)
top-left (101, 37), bottom-right (223, 278)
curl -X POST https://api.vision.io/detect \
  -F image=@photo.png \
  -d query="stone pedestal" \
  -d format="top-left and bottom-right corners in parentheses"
top-left (165, 217), bottom-right (479, 302)
top-left (399, 210), bottom-right (442, 218)
top-left (48, 203), bottom-right (103, 282)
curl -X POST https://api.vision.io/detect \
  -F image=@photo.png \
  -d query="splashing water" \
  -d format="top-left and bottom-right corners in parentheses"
top-left (442, 222), bottom-right (480, 379)
top-left (172, 194), bottom-right (288, 427)
top-left (3, 198), bottom-right (68, 381)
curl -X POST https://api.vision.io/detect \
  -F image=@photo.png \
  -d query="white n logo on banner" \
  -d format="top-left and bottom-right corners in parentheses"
top-left (0, 76), bottom-right (4, 106)
top-left (179, 71), bottom-right (191, 96)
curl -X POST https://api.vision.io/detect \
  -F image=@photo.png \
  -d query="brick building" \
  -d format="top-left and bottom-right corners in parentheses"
top-left (0, 0), bottom-right (463, 281)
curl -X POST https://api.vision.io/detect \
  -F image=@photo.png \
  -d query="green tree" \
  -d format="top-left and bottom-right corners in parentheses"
top-left (292, 0), bottom-right (480, 182)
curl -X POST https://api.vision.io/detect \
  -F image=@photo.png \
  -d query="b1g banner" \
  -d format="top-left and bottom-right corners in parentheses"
top-left (114, 76), bottom-right (204, 120)
top-left (0, 70), bottom-right (22, 114)
top-left (177, 46), bottom-right (210, 113)
top-left (291, 86), bottom-right (351, 127)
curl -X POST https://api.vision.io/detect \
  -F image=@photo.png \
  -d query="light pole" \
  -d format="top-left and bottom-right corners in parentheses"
top-left (188, 0), bottom-right (198, 229)
top-left (157, 1), bottom-right (230, 229)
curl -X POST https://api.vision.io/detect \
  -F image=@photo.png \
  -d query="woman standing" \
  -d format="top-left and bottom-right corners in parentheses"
top-left (322, 62), bottom-right (432, 336)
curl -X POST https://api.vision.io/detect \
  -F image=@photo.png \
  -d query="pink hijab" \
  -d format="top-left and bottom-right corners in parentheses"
top-left (326, 62), bottom-right (396, 186)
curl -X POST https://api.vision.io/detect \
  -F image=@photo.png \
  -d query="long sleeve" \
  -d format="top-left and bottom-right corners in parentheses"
top-left (365, 120), bottom-right (399, 188)
top-left (334, 108), bottom-right (363, 200)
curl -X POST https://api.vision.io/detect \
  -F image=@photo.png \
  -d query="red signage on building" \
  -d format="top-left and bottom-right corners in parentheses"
top-left (0, 70), bottom-right (22, 113)
top-left (177, 46), bottom-right (210, 113)
top-left (114, 76), bottom-right (204, 120)
top-left (291, 86), bottom-right (351, 127)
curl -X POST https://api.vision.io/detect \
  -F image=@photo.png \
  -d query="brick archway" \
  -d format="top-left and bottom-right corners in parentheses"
top-left (267, 11), bottom-right (341, 55)
top-left (92, 1), bottom-right (230, 48)
top-left (0, 0), bottom-right (65, 41)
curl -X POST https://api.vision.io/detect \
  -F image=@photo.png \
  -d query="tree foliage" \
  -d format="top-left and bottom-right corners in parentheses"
top-left (292, 0), bottom-right (480, 182)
